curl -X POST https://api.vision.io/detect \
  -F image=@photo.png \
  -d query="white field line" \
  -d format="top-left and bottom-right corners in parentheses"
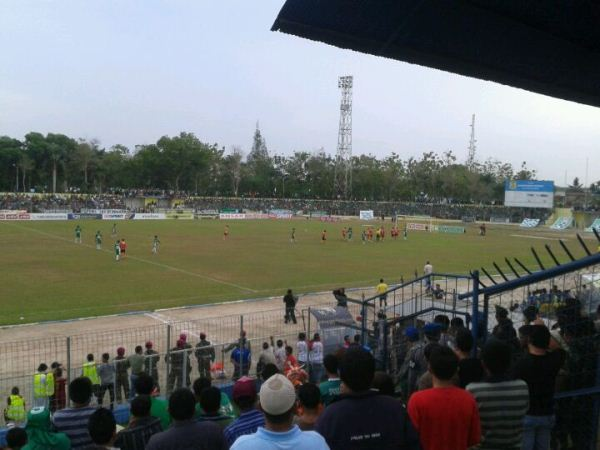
top-left (1, 222), bottom-right (258, 293)
top-left (510, 234), bottom-right (568, 241)
top-left (144, 312), bottom-right (172, 324)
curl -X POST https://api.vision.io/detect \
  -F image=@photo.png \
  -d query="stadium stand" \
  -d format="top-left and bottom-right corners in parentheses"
top-left (520, 218), bottom-right (540, 228)
top-left (586, 218), bottom-right (600, 232)
top-left (549, 216), bottom-right (573, 230)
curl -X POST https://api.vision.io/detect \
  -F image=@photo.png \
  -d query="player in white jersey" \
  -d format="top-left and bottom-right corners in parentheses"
top-left (152, 235), bottom-right (160, 254)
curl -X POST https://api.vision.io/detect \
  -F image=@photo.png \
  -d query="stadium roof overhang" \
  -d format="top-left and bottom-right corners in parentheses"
top-left (271, 0), bottom-right (600, 108)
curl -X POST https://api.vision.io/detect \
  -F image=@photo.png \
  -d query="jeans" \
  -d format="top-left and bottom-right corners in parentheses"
top-left (522, 415), bottom-right (554, 450)
top-left (129, 374), bottom-right (139, 400)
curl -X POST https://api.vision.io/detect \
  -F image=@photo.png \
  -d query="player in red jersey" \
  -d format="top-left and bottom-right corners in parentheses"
top-left (119, 238), bottom-right (127, 258)
top-left (321, 229), bottom-right (327, 243)
top-left (223, 225), bottom-right (229, 240)
top-left (341, 227), bottom-right (347, 241)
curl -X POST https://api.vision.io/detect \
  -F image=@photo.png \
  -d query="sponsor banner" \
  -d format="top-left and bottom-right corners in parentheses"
top-left (102, 213), bottom-right (127, 220)
top-left (268, 213), bottom-right (292, 219)
top-left (435, 225), bottom-right (465, 234)
top-left (359, 210), bottom-right (374, 220)
top-left (132, 213), bottom-right (166, 220)
top-left (319, 216), bottom-right (341, 223)
top-left (504, 180), bottom-right (554, 209)
top-left (0, 212), bottom-right (30, 220)
top-left (245, 213), bottom-right (269, 220)
top-left (310, 211), bottom-right (329, 218)
top-left (165, 212), bottom-right (195, 220)
top-left (219, 213), bottom-right (246, 220)
top-left (68, 213), bottom-right (102, 220)
top-left (81, 209), bottom-right (129, 214)
top-left (30, 213), bottom-right (69, 220)
top-left (407, 222), bottom-right (429, 231)
top-left (197, 209), bottom-right (219, 215)
top-left (220, 208), bottom-right (241, 213)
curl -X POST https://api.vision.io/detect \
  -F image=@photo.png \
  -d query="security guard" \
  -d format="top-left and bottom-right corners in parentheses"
top-left (5, 387), bottom-right (26, 424)
top-left (82, 353), bottom-right (101, 402)
top-left (33, 363), bottom-right (54, 408)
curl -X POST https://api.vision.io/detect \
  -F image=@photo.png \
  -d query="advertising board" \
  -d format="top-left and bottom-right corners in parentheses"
top-left (219, 213), bottom-right (246, 220)
top-left (102, 213), bottom-right (128, 220)
top-left (359, 210), bottom-right (374, 220)
top-left (504, 180), bottom-right (554, 208)
top-left (407, 222), bottom-right (429, 231)
top-left (132, 213), bottom-right (166, 220)
top-left (0, 211), bottom-right (30, 220)
top-left (30, 213), bottom-right (69, 220)
top-left (165, 212), bottom-right (194, 220)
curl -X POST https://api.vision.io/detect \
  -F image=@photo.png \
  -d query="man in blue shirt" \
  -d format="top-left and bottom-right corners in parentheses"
top-left (232, 374), bottom-right (329, 450)
top-left (231, 345), bottom-right (251, 381)
top-left (224, 377), bottom-right (264, 446)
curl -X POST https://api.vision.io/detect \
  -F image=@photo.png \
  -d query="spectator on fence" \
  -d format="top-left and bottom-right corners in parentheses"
top-left (5, 387), bottom-right (26, 426)
top-left (319, 354), bottom-right (341, 407)
top-left (49, 362), bottom-right (63, 413)
top-left (454, 329), bottom-right (483, 388)
top-left (293, 383), bottom-right (323, 431)
top-left (87, 408), bottom-right (116, 449)
top-left (192, 377), bottom-right (236, 419)
top-left (33, 363), bottom-right (53, 409)
top-left (232, 374), bottom-right (328, 450)
top-left (467, 339), bottom-right (529, 450)
top-left (408, 346), bottom-right (480, 450)
top-left (167, 340), bottom-right (185, 393)
top-left (146, 388), bottom-right (227, 450)
top-left (511, 325), bottom-right (566, 450)
top-left (283, 289), bottom-right (298, 324)
top-left (231, 343), bottom-right (251, 381)
top-left (195, 333), bottom-right (215, 381)
top-left (135, 373), bottom-right (171, 431)
top-left (272, 338), bottom-right (286, 372)
top-left (316, 348), bottom-right (420, 450)
top-left (433, 284), bottom-right (445, 300)
top-left (22, 406), bottom-right (71, 450)
top-left (128, 346), bottom-right (146, 398)
top-left (5, 427), bottom-right (27, 450)
top-left (224, 377), bottom-right (264, 446)
top-left (297, 333), bottom-right (308, 369)
top-left (400, 322), bottom-right (441, 397)
top-left (144, 341), bottom-right (161, 391)
top-left (114, 395), bottom-right (163, 450)
top-left (82, 354), bottom-right (101, 405)
top-left (309, 333), bottom-right (324, 384)
top-left (113, 347), bottom-right (130, 403)
top-left (96, 353), bottom-right (115, 411)
top-left (197, 387), bottom-right (233, 430)
top-left (53, 377), bottom-right (97, 449)
top-left (332, 288), bottom-right (348, 308)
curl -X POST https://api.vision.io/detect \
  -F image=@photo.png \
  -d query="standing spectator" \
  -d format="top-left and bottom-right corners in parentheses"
top-left (197, 387), bottom-right (233, 429)
top-left (448, 317), bottom-right (465, 339)
top-left (272, 339), bottom-right (286, 372)
top-left (293, 383), bottom-right (324, 431)
top-left (423, 261), bottom-right (433, 292)
top-left (400, 322), bottom-right (441, 396)
top-left (467, 339), bottom-right (529, 450)
top-left (167, 340), bottom-right (185, 393)
top-left (87, 408), bottom-right (116, 449)
top-left (5, 387), bottom-right (26, 426)
top-left (33, 363), bottom-right (53, 409)
top-left (316, 348), bottom-right (419, 450)
top-left (146, 388), bottom-right (227, 450)
top-left (454, 329), bottom-right (483, 388)
top-left (256, 342), bottom-right (276, 379)
top-left (283, 346), bottom-right (298, 375)
top-left (296, 333), bottom-right (308, 369)
top-left (179, 334), bottom-right (193, 388)
top-left (283, 289), bottom-right (298, 324)
top-left (492, 305), bottom-right (519, 349)
top-left (114, 395), bottom-right (163, 450)
top-left (53, 365), bottom-right (67, 412)
top-left (232, 374), bottom-right (328, 450)
top-left (375, 278), bottom-right (388, 308)
top-left (231, 343), bottom-right (251, 381)
top-left (82, 354), bottom-right (100, 405)
top-left (97, 353), bottom-right (115, 410)
top-left (114, 347), bottom-right (130, 403)
top-left (5, 428), bottom-right (27, 450)
top-left (195, 333), bottom-right (215, 381)
top-left (224, 377), bottom-right (265, 446)
top-left (128, 346), bottom-right (145, 399)
top-left (319, 354), bottom-right (341, 406)
top-left (511, 325), bottom-right (566, 450)
top-left (22, 406), bottom-right (71, 449)
top-left (135, 373), bottom-right (171, 431)
top-left (433, 314), bottom-right (452, 347)
top-left (371, 371), bottom-right (395, 396)
top-left (407, 346), bottom-right (480, 450)
top-left (52, 377), bottom-right (97, 450)
top-left (49, 362), bottom-right (62, 413)
top-left (144, 341), bottom-right (161, 391)
top-left (309, 333), bottom-right (324, 384)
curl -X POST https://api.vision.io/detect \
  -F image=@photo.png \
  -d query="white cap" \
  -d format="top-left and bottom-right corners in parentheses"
top-left (259, 374), bottom-right (296, 415)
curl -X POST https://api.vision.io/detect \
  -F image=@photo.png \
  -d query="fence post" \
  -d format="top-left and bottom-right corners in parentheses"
top-left (239, 315), bottom-right (244, 379)
top-left (165, 324), bottom-right (171, 394)
top-left (361, 293), bottom-right (366, 347)
top-left (307, 307), bottom-right (312, 380)
top-left (66, 336), bottom-right (71, 406)
top-left (471, 271), bottom-right (480, 357)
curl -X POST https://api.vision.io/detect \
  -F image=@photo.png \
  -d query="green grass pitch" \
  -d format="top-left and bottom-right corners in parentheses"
top-left (0, 219), bottom-right (587, 325)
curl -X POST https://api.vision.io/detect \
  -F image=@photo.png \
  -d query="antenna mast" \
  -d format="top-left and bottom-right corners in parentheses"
top-left (467, 114), bottom-right (477, 171)
top-left (334, 75), bottom-right (353, 198)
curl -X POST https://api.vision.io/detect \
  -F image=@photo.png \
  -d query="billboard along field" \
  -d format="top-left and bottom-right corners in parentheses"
top-left (504, 180), bottom-right (554, 209)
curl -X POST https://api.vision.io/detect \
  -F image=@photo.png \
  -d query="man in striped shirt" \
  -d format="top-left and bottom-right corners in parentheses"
top-left (52, 377), bottom-right (97, 449)
top-left (224, 377), bottom-right (265, 446)
top-left (467, 339), bottom-right (529, 450)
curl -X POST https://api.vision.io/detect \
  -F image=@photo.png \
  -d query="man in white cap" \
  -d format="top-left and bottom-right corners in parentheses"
top-left (231, 374), bottom-right (329, 450)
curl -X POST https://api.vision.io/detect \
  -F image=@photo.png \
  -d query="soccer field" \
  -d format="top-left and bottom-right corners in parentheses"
top-left (0, 219), bottom-right (593, 326)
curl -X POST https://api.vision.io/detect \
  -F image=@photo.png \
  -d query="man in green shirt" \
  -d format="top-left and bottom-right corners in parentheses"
top-left (74, 225), bottom-right (82, 244)
top-left (128, 346), bottom-right (145, 400)
top-left (114, 240), bottom-right (121, 261)
top-left (193, 377), bottom-right (237, 419)
top-left (135, 373), bottom-right (171, 431)
top-left (319, 354), bottom-right (341, 406)
top-left (95, 231), bottom-right (102, 250)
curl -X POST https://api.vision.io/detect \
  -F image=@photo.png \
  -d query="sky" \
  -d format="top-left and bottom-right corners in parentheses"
top-left (1, 0), bottom-right (599, 185)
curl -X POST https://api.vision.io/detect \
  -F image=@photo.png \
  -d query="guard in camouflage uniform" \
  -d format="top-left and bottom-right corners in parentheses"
top-left (167, 339), bottom-right (185, 393)
top-left (113, 347), bottom-right (130, 403)
top-left (195, 333), bottom-right (215, 380)
top-left (144, 341), bottom-right (161, 392)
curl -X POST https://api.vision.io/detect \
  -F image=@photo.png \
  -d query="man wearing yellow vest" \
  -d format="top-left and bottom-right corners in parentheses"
top-left (33, 363), bottom-right (54, 408)
top-left (82, 353), bottom-right (101, 404)
top-left (4, 386), bottom-right (26, 425)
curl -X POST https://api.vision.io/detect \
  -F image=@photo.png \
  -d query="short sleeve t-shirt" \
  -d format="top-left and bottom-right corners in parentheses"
top-left (408, 386), bottom-right (480, 450)
top-left (319, 378), bottom-right (341, 406)
top-left (297, 341), bottom-right (308, 363)
top-left (376, 283), bottom-right (388, 295)
top-left (309, 341), bottom-right (324, 364)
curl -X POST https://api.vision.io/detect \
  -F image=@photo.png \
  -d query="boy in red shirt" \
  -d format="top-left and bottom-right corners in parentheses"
top-left (408, 345), bottom-right (480, 450)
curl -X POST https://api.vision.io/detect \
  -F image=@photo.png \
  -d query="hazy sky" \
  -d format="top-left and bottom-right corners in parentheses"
top-left (1, 1), bottom-right (599, 185)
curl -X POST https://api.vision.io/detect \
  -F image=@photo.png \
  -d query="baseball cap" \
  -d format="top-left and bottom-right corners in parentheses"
top-left (232, 376), bottom-right (256, 401)
top-left (259, 374), bottom-right (296, 415)
top-left (145, 341), bottom-right (153, 349)
top-left (404, 326), bottom-right (419, 341)
top-left (423, 323), bottom-right (441, 337)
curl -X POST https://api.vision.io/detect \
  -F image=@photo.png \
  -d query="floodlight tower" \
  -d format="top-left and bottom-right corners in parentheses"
top-left (334, 75), bottom-right (353, 198)
top-left (467, 114), bottom-right (477, 171)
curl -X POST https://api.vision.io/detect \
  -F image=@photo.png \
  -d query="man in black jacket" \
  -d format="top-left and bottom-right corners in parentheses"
top-left (283, 289), bottom-right (297, 324)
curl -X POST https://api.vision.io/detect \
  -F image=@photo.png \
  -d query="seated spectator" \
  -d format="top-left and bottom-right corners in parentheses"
top-left (5, 427), bottom-right (27, 450)
top-left (197, 387), bottom-right (233, 429)
top-left (511, 325), bottom-right (566, 450)
top-left (21, 406), bottom-right (71, 450)
top-left (135, 373), bottom-right (170, 431)
top-left (371, 371), bottom-right (395, 396)
top-left (433, 284), bottom-right (445, 300)
top-left (293, 383), bottom-right (323, 431)
top-left (114, 395), bottom-right (163, 450)
top-left (467, 339), bottom-right (529, 450)
top-left (223, 377), bottom-right (265, 446)
top-left (454, 329), bottom-right (483, 388)
top-left (408, 346), bottom-right (480, 450)
top-left (231, 374), bottom-right (328, 450)
top-left (260, 363), bottom-right (279, 382)
top-left (52, 377), bottom-right (97, 450)
top-left (316, 348), bottom-right (420, 450)
top-left (192, 377), bottom-right (236, 419)
top-left (87, 408), bottom-right (116, 449)
top-left (319, 354), bottom-right (341, 406)
top-left (146, 388), bottom-right (227, 450)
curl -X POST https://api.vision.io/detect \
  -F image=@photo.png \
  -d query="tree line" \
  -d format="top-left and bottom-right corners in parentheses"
top-left (0, 126), bottom-right (542, 203)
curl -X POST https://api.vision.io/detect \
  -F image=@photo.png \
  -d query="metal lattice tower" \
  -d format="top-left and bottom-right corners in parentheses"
top-left (467, 114), bottom-right (477, 170)
top-left (334, 75), bottom-right (353, 198)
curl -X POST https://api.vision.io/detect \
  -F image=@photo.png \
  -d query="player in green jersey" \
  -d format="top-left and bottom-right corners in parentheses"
top-left (152, 235), bottom-right (160, 254)
top-left (95, 231), bottom-right (102, 250)
top-left (114, 240), bottom-right (121, 261)
top-left (74, 225), bottom-right (82, 243)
